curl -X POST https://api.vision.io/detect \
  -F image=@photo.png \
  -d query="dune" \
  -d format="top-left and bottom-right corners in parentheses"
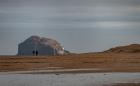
top-left (104, 44), bottom-right (140, 53)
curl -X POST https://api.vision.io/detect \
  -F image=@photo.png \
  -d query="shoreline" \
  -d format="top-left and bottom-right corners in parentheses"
top-left (0, 53), bottom-right (140, 86)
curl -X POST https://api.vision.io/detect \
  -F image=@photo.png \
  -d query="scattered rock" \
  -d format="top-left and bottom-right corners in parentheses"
top-left (55, 74), bottom-right (59, 75)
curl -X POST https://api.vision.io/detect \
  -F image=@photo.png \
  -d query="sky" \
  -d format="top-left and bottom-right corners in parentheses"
top-left (0, 0), bottom-right (140, 55)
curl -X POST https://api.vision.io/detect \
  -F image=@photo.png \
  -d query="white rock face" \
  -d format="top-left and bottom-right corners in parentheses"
top-left (17, 36), bottom-right (69, 55)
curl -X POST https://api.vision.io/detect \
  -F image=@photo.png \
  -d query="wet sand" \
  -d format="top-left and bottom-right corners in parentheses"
top-left (0, 53), bottom-right (140, 86)
top-left (0, 53), bottom-right (140, 72)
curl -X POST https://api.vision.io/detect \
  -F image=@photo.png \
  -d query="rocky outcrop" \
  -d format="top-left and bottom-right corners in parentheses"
top-left (103, 44), bottom-right (140, 53)
top-left (17, 36), bottom-right (70, 55)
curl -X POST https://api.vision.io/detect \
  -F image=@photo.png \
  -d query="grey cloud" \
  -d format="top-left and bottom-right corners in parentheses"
top-left (1, 0), bottom-right (140, 7)
top-left (0, 0), bottom-right (140, 28)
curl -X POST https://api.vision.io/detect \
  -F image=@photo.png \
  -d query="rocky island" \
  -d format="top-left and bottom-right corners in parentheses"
top-left (17, 36), bottom-right (70, 55)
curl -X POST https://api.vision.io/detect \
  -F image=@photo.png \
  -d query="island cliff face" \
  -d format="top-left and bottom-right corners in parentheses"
top-left (17, 36), bottom-right (69, 55)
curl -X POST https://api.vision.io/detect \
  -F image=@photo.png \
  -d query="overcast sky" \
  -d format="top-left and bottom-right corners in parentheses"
top-left (0, 0), bottom-right (140, 55)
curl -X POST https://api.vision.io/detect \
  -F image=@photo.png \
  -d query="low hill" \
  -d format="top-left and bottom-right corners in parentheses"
top-left (103, 44), bottom-right (140, 53)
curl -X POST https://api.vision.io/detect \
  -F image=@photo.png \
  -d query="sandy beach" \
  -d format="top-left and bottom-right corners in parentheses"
top-left (0, 53), bottom-right (140, 86)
